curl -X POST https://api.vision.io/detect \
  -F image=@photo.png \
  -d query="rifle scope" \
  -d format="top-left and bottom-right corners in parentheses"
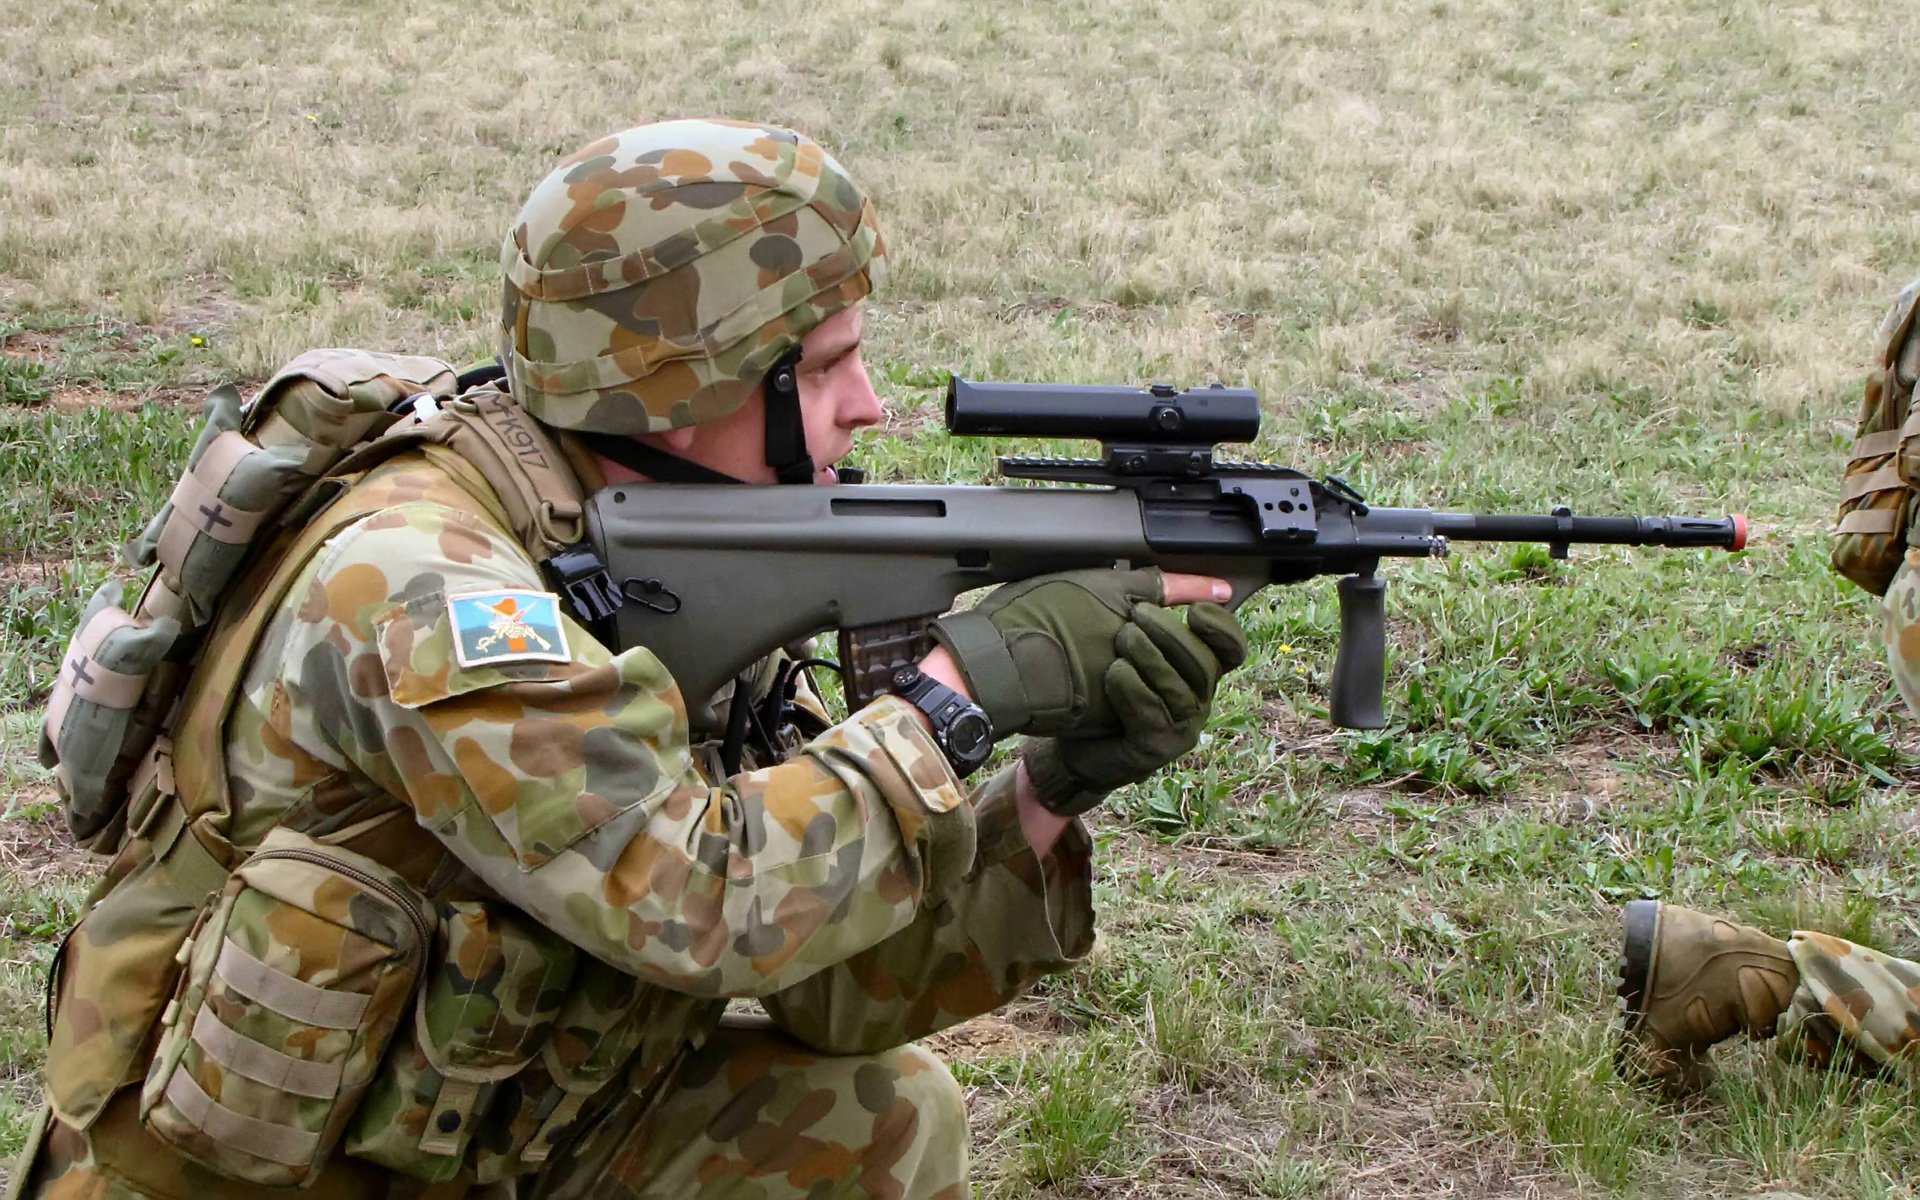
top-left (946, 378), bottom-right (1261, 445)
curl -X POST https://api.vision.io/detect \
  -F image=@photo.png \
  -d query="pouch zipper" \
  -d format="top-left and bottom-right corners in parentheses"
top-left (247, 847), bottom-right (434, 951)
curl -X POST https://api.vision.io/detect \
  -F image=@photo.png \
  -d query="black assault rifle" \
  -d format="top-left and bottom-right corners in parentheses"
top-left (585, 379), bottom-right (1744, 733)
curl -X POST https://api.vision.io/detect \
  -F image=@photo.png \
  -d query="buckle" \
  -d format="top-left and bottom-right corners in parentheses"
top-left (542, 542), bottom-right (622, 625)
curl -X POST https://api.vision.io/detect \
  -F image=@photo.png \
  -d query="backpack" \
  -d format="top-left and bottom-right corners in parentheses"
top-left (37, 349), bottom-right (603, 854)
top-left (1833, 279), bottom-right (1920, 595)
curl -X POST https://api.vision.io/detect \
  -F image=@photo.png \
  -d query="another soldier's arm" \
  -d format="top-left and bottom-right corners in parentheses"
top-left (275, 500), bottom-right (978, 998)
top-left (757, 763), bottom-right (1094, 1054)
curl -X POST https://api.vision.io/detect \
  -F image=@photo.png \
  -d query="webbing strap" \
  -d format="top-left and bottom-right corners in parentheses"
top-left (163, 1068), bottom-right (319, 1167)
top-left (1854, 429), bottom-right (1903, 461)
top-left (191, 1005), bottom-right (343, 1100)
top-left (214, 939), bottom-right (370, 1030)
top-left (929, 612), bottom-right (1028, 732)
top-left (1839, 508), bottom-right (1901, 535)
top-left (1844, 464), bottom-right (1907, 502)
top-left (521, 1089), bottom-right (591, 1165)
top-left (418, 1077), bottom-right (485, 1156)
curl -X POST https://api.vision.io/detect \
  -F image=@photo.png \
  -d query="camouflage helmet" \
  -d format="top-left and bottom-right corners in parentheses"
top-left (499, 119), bottom-right (887, 435)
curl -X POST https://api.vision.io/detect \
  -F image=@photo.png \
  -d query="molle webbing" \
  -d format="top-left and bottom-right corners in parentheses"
top-left (1832, 281), bottom-right (1920, 595)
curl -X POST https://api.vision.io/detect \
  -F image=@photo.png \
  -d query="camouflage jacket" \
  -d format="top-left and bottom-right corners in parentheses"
top-left (225, 444), bottom-right (1094, 1066)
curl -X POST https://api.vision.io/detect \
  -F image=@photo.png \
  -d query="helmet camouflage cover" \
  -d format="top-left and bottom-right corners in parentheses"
top-left (499, 119), bottom-right (886, 434)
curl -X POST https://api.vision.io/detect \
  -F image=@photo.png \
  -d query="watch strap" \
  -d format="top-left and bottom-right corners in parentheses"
top-left (891, 669), bottom-right (993, 776)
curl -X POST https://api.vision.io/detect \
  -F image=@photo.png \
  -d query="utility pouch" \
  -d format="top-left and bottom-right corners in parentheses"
top-left (345, 902), bottom-right (575, 1181)
top-left (139, 828), bottom-right (434, 1186)
top-left (38, 582), bottom-right (181, 852)
top-left (39, 350), bottom-right (459, 853)
top-left (1835, 279), bottom-right (1920, 594)
top-left (468, 961), bottom-right (712, 1183)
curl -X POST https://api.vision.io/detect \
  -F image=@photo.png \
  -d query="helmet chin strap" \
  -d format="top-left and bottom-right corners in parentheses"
top-left (760, 347), bottom-right (817, 485)
top-left (574, 346), bottom-right (815, 486)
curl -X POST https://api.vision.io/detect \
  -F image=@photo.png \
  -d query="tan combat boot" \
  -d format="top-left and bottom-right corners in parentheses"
top-left (1614, 900), bottom-right (1800, 1094)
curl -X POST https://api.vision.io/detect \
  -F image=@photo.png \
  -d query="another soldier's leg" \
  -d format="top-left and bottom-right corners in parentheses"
top-left (1882, 554), bottom-right (1920, 716)
top-left (1616, 902), bottom-right (1920, 1091)
top-left (1615, 901), bottom-right (1798, 1093)
top-left (537, 1021), bottom-right (968, 1200)
top-left (1775, 931), bottom-right (1920, 1078)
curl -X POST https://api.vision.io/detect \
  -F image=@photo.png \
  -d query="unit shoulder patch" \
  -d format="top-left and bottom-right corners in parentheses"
top-left (447, 589), bottom-right (572, 668)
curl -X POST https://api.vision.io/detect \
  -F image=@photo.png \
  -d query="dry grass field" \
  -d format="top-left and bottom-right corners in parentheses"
top-left (6, 0), bottom-right (1920, 1195)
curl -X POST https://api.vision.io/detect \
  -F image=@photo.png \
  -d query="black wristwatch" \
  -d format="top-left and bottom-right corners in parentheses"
top-left (890, 666), bottom-right (996, 777)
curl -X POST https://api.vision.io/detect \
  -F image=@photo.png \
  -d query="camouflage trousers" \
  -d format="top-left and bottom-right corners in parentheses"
top-left (11, 1023), bottom-right (968, 1200)
top-left (1756, 561), bottom-right (1920, 1078)
top-left (1777, 932), bottom-right (1920, 1078)
top-left (1882, 555), bottom-right (1920, 718)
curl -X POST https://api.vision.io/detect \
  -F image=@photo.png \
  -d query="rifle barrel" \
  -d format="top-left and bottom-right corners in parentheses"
top-left (1426, 512), bottom-right (1747, 551)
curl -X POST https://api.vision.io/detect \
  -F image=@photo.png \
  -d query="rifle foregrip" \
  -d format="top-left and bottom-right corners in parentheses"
top-left (840, 618), bottom-right (939, 710)
top-left (1330, 575), bottom-right (1389, 730)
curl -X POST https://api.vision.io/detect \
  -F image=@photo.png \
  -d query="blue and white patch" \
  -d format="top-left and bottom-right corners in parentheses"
top-left (447, 589), bottom-right (572, 668)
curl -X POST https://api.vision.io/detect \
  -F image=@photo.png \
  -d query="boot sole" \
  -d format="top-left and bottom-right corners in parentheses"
top-left (1614, 899), bottom-right (1663, 1067)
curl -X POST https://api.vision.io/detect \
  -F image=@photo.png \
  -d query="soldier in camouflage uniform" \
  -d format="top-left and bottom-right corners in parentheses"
top-left (16, 120), bottom-right (1248, 1197)
top-left (1616, 285), bottom-right (1920, 1095)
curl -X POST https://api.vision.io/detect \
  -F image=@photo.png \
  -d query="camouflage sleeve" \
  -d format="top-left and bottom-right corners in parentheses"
top-left (269, 498), bottom-right (981, 998)
top-left (757, 763), bottom-right (1095, 1054)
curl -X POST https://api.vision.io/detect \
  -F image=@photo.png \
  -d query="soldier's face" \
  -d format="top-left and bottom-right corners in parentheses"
top-left (614, 303), bottom-right (883, 486)
top-left (790, 304), bottom-right (883, 484)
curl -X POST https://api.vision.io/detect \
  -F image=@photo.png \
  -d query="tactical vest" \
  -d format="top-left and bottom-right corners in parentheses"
top-left (33, 352), bottom-right (703, 1193)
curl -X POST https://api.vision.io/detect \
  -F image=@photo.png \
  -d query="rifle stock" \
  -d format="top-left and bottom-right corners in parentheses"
top-left (586, 379), bottom-right (1745, 729)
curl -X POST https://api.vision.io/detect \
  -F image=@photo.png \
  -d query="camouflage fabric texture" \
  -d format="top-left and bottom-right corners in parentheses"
top-left (18, 1022), bottom-right (968, 1200)
top-left (19, 446), bottom-right (1094, 1197)
top-left (501, 119), bottom-right (886, 435)
top-left (1776, 932), bottom-right (1920, 1079)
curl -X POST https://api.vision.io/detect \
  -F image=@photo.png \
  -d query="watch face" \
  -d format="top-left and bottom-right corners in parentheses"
top-left (946, 711), bottom-right (993, 760)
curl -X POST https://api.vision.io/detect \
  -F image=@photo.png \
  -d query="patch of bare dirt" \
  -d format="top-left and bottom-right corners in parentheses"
top-left (0, 789), bottom-right (92, 886)
top-left (925, 999), bottom-right (1065, 1064)
top-left (46, 382), bottom-right (208, 413)
top-left (1544, 735), bottom-right (1640, 806)
top-left (1001, 293), bottom-right (1133, 324)
top-left (0, 558), bottom-right (57, 590)
top-left (1101, 826), bottom-right (1322, 892)
top-left (1305, 1081), bottom-right (1571, 1200)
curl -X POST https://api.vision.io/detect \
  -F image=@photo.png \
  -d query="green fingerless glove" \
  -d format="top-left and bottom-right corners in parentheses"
top-left (1023, 601), bottom-right (1249, 816)
top-left (929, 567), bottom-right (1169, 737)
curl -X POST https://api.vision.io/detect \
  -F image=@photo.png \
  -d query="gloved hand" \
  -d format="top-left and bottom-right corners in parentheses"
top-left (930, 567), bottom-right (1179, 738)
top-left (1020, 600), bottom-right (1248, 816)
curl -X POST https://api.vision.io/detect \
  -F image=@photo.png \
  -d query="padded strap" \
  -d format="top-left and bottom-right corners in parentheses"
top-left (214, 939), bottom-right (370, 1030)
top-left (163, 1069), bottom-right (320, 1167)
top-left (454, 388), bottom-right (586, 549)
